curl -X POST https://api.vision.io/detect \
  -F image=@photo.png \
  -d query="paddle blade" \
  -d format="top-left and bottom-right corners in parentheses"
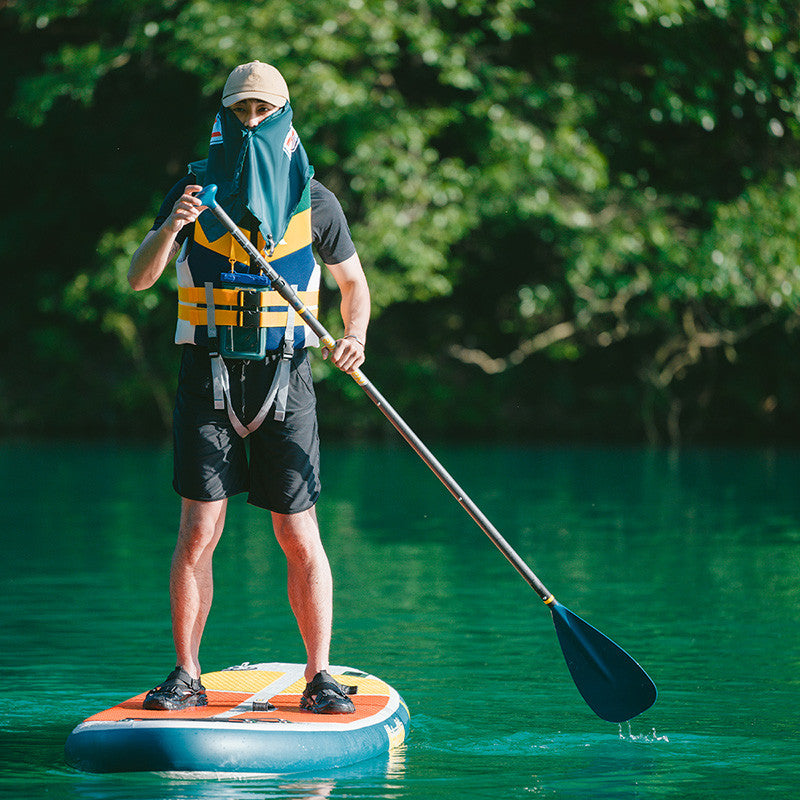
top-left (549, 600), bottom-right (657, 722)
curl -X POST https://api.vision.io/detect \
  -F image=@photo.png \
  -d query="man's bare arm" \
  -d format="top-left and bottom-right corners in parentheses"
top-left (128, 185), bottom-right (204, 291)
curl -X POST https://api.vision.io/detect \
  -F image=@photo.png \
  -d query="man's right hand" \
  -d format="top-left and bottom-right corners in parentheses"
top-left (129, 185), bottom-right (207, 291)
top-left (165, 185), bottom-right (206, 232)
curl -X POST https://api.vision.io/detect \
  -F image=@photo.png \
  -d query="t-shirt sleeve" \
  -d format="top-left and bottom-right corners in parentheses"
top-left (151, 175), bottom-right (194, 246)
top-left (310, 178), bottom-right (357, 265)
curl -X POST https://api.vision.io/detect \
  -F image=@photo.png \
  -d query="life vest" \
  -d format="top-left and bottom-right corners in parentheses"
top-left (173, 104), bottom-right (319, 434)
top-left (174, 178), bottom-right (320, 355)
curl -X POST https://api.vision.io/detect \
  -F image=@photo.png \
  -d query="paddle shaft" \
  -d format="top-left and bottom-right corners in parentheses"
top-left (198, 187), bottom-right (554, 603)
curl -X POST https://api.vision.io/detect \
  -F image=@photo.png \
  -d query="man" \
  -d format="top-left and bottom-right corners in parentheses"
top-left (128, 61), bottom-right (370, 714)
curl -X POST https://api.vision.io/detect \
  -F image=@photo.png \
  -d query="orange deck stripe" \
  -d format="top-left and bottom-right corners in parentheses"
top-left (85, 691), bottom-right (390, 724)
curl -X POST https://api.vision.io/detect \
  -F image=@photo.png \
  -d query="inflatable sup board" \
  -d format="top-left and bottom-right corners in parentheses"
top-left (65, 662), bottom-right (409, 775)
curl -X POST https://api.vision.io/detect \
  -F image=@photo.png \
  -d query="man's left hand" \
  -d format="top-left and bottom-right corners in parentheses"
top-left (323, 335), bottom-right (365, 373)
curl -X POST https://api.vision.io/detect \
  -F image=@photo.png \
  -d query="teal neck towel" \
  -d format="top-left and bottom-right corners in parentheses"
top-left (190, 103), bottom-right (312, 249)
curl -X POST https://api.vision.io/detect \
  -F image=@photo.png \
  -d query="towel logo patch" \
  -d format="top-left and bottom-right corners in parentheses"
top-left (209, 113), bottom-right (223, 146)
top-left (283, 126), bottom-right (299, 157)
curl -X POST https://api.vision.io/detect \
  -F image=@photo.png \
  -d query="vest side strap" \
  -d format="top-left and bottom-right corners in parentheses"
top-left (204, 282), bottom-right (218, 340)
top-left (273, 293), bottom-right (297, 423)
top-left (210, 354), bottom-right (228, 412)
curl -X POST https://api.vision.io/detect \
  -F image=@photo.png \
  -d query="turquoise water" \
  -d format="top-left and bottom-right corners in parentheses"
top-left (1, 440), bottom-right (798, 798)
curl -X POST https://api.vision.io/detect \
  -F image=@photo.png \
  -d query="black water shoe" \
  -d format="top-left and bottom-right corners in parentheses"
top-left (300, 670), bottom-right (357, 714)
top-left (143, 666), bottom-right (208, 711)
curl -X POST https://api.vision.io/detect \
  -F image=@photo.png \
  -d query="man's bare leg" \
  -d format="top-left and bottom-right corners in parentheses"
top-left (271, 506), bottom-right (333, 683)
top-left (170, 498), bottom-right (227, 679)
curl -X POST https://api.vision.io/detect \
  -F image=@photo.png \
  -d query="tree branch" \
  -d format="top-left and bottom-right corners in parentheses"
top-left (448, 276), bottom-right (649, 374)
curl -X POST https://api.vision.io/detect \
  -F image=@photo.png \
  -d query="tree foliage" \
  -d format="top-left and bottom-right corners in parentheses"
top-left (3, 0), bottom-right (800, 443)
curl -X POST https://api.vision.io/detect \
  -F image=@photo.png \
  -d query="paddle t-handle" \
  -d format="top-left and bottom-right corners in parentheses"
top-left (197, 184), bottom-right (218, 208)
top-left (195, 185), bottom-right (657, 723)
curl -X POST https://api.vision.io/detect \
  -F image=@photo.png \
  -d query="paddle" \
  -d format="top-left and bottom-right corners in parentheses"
top-left (195, 184), bottom-right (657, 723)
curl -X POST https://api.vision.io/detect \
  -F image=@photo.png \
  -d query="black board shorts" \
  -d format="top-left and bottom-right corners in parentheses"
top-left (172, 345), bottom-right (321, 514)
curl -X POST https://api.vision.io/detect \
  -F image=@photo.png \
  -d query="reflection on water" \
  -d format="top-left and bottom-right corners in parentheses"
top-left (65, 749), bottom-right (406, 800)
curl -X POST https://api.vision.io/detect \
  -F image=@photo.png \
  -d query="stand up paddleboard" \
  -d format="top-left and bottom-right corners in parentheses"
top-left (65, 662), bottom-right (409, 775)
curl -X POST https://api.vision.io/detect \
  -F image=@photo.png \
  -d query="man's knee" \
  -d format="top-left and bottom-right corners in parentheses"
top-left (176, 499), bottom-right (225, 564)
top-left (272, 507), bottom-right (323, 563)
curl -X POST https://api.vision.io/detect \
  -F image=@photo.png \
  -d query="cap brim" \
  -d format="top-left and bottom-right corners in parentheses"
top-left (222, 91), bottom-right (288, 108)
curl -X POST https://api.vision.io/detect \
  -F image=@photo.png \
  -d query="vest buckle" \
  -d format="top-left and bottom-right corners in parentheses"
top-left (237, 309), bottom-right (261, 328)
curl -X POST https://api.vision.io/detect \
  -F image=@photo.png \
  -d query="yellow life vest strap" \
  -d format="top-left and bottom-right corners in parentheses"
top-left (178, 304), bottom-right (316, 330)
top-left (177, 285), bottom-right (318, 309)
top-left (177, 285), bottom-right (318, 330)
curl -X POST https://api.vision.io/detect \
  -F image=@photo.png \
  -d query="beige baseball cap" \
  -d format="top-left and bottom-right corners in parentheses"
top-left (222, 61), bottom-right (290, 107)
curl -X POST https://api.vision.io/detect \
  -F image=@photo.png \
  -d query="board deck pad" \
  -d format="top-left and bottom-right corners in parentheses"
top-left (65, 662), bottom-right (410, 775)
